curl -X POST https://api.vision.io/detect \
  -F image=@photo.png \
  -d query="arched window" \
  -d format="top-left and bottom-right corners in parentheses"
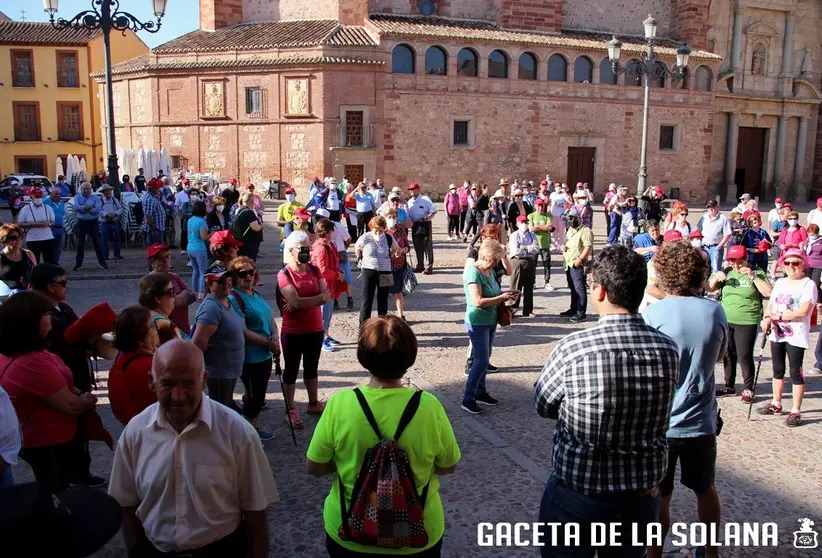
top-left (424, 46), bottom-right (447, 75)
top-left (518, 52), bottom-right (538, 80)
top-left (548, 54), bottom-right (568, 82)
top-left (695, 66), bottom-right (713, 91)
top-left (573, 56), bottom-right (593, 83)
top-left (751, 44), bottom-right (766, 75)
top-left (679, 67), bottom-right (690, 89)
top-left (599, 58), bottom-right (617, 85)
top-left (652, 61), bottom-right (667, 88)
top-left (392, 44), bottom-right (415, 74)
top-left (626, 60), bottom-right (642, 86)
top-left (457, 48), bottom-right (478, 77)
top-left (488, 50), bottom-right (509, 78)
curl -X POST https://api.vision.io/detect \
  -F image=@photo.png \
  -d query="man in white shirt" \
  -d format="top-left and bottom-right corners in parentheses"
top-left (407, 183), bottom-right (437, 274)
top-left (732, 193), bottom-right (751, 214)
top-left (109, 340), bottom-right (278, 557)
top-left (18, 189), bottom-right (55, 263)
top-left (767, 197), bottom-right (784, 228)
top-left (697, 200), bottom-right (732, 273)
top-left (807, 198), bottom-right (822, 231)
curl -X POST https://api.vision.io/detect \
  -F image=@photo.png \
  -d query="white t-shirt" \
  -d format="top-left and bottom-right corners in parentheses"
top-left (767, 208), bottom-right (781, 226)
top-left (326, 188), bottom-right (340, 211)
top-left (768, 277), bottom-right (818, 348)
top-left (808, 208), bottom-right (822, 230)
top-left (19, 203), bottom-right (55, 242)
top-left (549, 192), bottom-right (569, 217)
top-left (331, 221), bottom-right (350, 252)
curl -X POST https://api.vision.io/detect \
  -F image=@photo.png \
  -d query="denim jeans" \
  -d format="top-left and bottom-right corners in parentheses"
top-left (463, 323), bottom-right (496, 405)
top-left (538, 474), bottom-right (660, 558)
top-left (566, 266), bottom-right (587, 315)
top-left (321, 297), bottom-right (335, 332)
top-left (607, 212), bottom-right (622, 244)
top-left (815, 331), bottom-right (822, 370)
top-left (0, 461), bottom-right (13, 488)
top-left (51, 227), bottom-right (64, 265)
top-left (705, 245), bottom-right (724, 273)
top-left (188, 250), bottom-right (208, 293)
top-left (99, 221), bottom-right (121, 259)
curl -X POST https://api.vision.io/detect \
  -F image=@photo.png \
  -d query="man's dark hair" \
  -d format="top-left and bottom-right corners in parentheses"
top-left (646, 219), bottom-right (660, 230)
top-left (192, 201), bottom-right (207, 217)
top-left (29, 263), bottom-right (66, 292)
top-left (590, 245), bottom-right (648, 313)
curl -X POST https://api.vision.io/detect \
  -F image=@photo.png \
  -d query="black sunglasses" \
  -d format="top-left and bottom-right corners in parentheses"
top-left (5, 235), bottom-right (20, 242)
top-left (235, 269), bottom-right (255, 279)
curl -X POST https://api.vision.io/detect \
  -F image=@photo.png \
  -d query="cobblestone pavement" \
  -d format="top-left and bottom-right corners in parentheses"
top-left (10, 204), bottom-right (822, 557)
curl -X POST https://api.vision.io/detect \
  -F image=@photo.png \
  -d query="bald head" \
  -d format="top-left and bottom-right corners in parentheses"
top-left (150, 340), bottom-right (207, 431)
top-left (153, 339), bottom-right (204, 378)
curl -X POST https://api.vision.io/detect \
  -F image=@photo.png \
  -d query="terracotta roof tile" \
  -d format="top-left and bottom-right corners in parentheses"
top-left (0, 21), bottom-right (101, 46)
top-left (94, 53), bottom-right (384, 78)
top-left (152, 20), bottom-right (376, 54)
top-left (369, 14), bottom-right (720, 60)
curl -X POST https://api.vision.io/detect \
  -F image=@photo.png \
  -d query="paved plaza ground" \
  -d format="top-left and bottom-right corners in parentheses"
top-left (8, 202), bottom-right (822, 557)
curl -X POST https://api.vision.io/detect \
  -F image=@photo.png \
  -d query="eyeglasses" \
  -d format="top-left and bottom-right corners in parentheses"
top-left (783, 260), bottom-right (804, 267)
top-left (236, 269), bottom-right (255, 279)
top-left (680, 213), bottom-right (689, 217)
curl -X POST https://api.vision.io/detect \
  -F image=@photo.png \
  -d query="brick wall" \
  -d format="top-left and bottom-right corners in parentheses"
top-left (670, 0), bottom-right (709, 50)
top-left (563, 0), bottom-right (670, 37)
top-left (813, 105), bottom-right (822, 197)
top-left (200, 0), bottom-right (243, 31)
top-left (496, 0), bottom-right (562, 33)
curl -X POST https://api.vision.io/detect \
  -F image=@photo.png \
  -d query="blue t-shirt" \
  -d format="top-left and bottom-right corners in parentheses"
top-left (187, 216), bottom-right (208, 252)
top-left (229, 288), bottom-right (273, 364)
top-left (642, 297), bottom-right (728, 438)
top-left (632, 232), bottom-right (659, 262)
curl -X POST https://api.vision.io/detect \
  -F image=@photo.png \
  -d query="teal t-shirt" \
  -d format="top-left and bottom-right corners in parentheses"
top-left (229, 289), bottom-right (273, 364)
top-left (463, 266), bottom-right (501, 326)
top-left (187, 216), bottom-right (208, 252)
top-left (720, 269), bottom-right (769, 325)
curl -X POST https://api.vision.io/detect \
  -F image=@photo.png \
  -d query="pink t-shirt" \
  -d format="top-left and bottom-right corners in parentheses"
top-left (167, 272), bottom-right (191, 334)
top-left (779, 227), bottom-right (807, 250)
top-left (278, 265), bottom-right (323, 334)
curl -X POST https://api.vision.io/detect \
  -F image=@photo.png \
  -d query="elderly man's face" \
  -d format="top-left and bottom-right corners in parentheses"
top-left (151, 251), bottom-right (172, 273)
top-left (648, 225), bottom-right (661, 240)
top-left (151, 350), bottom-right (206, 429)
top-left (103, 189), bottom-right (112, 198)
top-left (81, 185), bottom-right (92, 196)
top-left (50, 189), bottom-right (61, 202)
top-left (710, 206), bottom-right (719, 217)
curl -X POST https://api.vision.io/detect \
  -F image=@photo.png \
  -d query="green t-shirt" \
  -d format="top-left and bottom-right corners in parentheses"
top-left (563, 226), bottom-right (594, 269)
top-left (306, 387), bottom-right (461, 554)
top-left (527, 212), bottom-right (552, 249)
top-left (463, 265), bottom-right (501, 326)
top-left (720, 268), bottom-right (769, 325)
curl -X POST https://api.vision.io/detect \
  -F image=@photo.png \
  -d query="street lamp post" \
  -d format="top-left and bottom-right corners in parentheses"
top-left (607, 15), bottom-right (691, 194)
top-left (42, 0), bottom-right (167, 190)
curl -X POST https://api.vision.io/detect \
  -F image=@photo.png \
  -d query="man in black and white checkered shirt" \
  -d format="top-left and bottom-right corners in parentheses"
top-left (534, 245), bottom-right (679, 558)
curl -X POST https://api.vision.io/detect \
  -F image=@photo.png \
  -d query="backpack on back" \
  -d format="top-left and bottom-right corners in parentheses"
top-left (338, 388), bottom-right (430, 549)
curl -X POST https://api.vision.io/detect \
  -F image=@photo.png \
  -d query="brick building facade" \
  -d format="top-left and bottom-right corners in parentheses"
top-left (95, 0), bottom-right (822, 202)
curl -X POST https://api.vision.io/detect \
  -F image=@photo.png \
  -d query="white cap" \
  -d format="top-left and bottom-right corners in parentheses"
top-left (491, 189), bottom-right (506, 200)
top-left (392, 186), bottom-right (402, 194)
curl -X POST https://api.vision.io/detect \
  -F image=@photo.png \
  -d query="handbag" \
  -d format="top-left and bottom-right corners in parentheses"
top-left (497, 304), bottom-right (512, 327)
top-left (403, 266), bottom-right (418, 295)
top-left (378, 273), bottom-right (394, 288)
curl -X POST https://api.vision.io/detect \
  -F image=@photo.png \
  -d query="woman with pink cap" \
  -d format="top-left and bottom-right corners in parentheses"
top-left (756, 248), bottom-right (817, 427)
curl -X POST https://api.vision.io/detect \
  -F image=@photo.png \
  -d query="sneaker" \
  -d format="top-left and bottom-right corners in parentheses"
top-left (113, 255), bottom-right (124, 260)
top-left (806, 368), bottom-right (822, 376)
top-left (186, 262), bottom-right (192, 268)
top-left (741, 389), bottom-right (754, 404)
top-left (756, 402), bottom-right (783, 416)
top-left (72, 264), bottom-right (83, 272)
top-left (346, 298), bottom-right (355, 311)
top-left (69, 474), bottom-right (107, 489)
top-left (326, 336), bottom-right (341, 346)
top-left (461, 401), bottom-right (482, 415)
top-left (284, 408), bottom-right (304, 429)
top-left (256, 428), bottom-right (275, 441)
top-left (487, 363), bottom-right (499, 372)
top-left (544, 283), bottom-right (556, 291)
top-left (476, 393), bottom-right (499, 406)
top-left (99, 263), bottom-right (108, 270)
top-left (786, 412), bottom-right (802, 427)
top-left (306, 401), bottom-right (326, 415)
top-left (569, 313), bottom-right (587, 323)
top-left (559, 309), bottom-right (575, 317)
top-left (715, 386), bottom-right (737, 398)
top-left (414, 265), bottom-right (424, 273)
top-left (333, 299), bottom-right (340, 311)
top-left (181, 250), bottom-right (187, 255)
top-left (321, 340), bottom-right (336, 352)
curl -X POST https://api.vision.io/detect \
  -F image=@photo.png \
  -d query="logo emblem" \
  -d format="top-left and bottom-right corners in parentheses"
top-left (793, 518), bottom-right (819, 549)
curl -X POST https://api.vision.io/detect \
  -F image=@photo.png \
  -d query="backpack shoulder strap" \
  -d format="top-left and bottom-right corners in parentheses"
top-left (353, 387), bottom-right (383, 440)
top-left (394, 389), bottom-right (423, 440)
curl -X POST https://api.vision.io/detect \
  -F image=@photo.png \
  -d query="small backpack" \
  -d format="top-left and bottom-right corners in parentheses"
top-left (274, 264), bottom-right (319, 315)
top-left (338, 388), bottom-right (430, 549)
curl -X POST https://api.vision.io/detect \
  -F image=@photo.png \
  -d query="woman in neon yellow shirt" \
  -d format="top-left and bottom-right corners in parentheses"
top-left (307, 315), bottom-right (461, 556)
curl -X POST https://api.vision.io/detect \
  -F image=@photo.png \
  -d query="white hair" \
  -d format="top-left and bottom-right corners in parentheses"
top-left (80, 181), bottom-right (92, 190)
top-left (284, 230), bottom-right (309, 252)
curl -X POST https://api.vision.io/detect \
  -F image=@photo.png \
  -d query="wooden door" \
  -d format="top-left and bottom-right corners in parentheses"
top-left (567, 147), bottom-right (595, 192)
top-left (344, 165), bottom-right (364, 185)
top-left (736, 127), bottom-right (766, 199)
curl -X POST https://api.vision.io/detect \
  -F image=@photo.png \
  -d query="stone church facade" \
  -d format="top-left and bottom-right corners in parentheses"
top-left (95, 0), bottom-right (822, 202)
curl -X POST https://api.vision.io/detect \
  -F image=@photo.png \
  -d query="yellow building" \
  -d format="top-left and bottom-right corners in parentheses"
top-left (0, 19), bottom-right (148, 179)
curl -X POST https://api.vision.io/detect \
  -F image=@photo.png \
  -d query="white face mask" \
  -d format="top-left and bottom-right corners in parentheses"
top-left (32, 198), bottom-right (43, 206)
top-left (386, 218), bottom-right (397, 228)
top-left (775, 203), bottom-right (783, 209)
top-left (190, 195), bottom-right (200, 202)
top-left (789, 219), bottom-right (799, 226)
top-left (286, 194), bottom-right (296, 202)
top-left (216, 205), bottom-right (225, 212)
top-left (517, 223), bottom-right (528, 233)
top-left (691, 240), bottom-right (702, 248)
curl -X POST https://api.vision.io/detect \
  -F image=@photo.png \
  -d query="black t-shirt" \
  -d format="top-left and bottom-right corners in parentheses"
top-left (476, 195), bottom-right (490, 212)
top-left (134, 174), bottom-right (146, 192)
top-left (233, 208), bottom-right (262, 243)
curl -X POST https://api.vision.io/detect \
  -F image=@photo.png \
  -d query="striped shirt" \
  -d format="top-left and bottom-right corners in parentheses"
top-left (534, 314), bottom-right (679, 495)
top-left (355, 232), bottom-right (392, 272)
top-left (142, 192), bottom-right (167, 232)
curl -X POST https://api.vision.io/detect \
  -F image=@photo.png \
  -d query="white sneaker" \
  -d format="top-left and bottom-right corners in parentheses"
top-left (181, 250), bottom-right (187, 255)
top-left (807, 368), bottom-right (822, 376)
top-left (544, 283), bottom-right (556, 291)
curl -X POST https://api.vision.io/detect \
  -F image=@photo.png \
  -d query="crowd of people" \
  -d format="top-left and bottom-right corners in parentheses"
top-left (1, 170), bottom-right (821, 558)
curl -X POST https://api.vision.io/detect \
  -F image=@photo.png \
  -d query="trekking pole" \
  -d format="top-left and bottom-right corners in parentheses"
top-left (275, 357), bottom-right (298, 447)
top-left (747, 327), bottom-right (770, 421)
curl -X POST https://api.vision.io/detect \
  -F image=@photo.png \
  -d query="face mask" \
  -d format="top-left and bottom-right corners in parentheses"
top-left (190, 195), bottom-right (200, 202)
top-left (286, 194), bottom-right (296, 202)
top-left (775, 203), bottom-right (783, 209)
top-left (691, 240), bottom-right (703, 248)
top-left (297, 247), bottom-right (311, 264)
top-left (789, 219), bottom-right (798, 226)
top-left (567, 217), bottom-right (580, 229)
top-left (216, 205), bottom-right (225, 212)
top-left (386, 219), bottom-right (396, 228)
top-left (32, 198), bottom-right (43, 206)
top-left (450, 190), bottom-right (456, 195)
top-left (517, 223), bottom-right (528, 233)
top-left (576, 199), bottom-right (586, 206)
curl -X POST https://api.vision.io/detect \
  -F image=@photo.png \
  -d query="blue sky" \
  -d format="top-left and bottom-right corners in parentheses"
top-left (3, 0), bottom-right (200, 48)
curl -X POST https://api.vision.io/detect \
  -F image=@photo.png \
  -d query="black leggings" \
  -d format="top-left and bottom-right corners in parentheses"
top-left (723, 323), bottom-right (758, 390)
top-left (27, 239), bottom-right (55, 264)
top-left (459, 208), bottom-right (467, 232)
top-left (207, 378), bottom-right (239, 410)
top-left (241, 358), bottom-right (272, 420)
top-left (357, 211), bottom-right (373, 238)
top-left (281, 331), bottom-right (323, 384)
top-left (447, 214), bottom-right (460, 236)
top-left (771, 341), bottom-right (805, 385)
top-left (360, 268), bottom-right (390, 324)
top-left (537, 248), bottom-right (551, 282)
top-left (21, 441), bottom-right (73, 492)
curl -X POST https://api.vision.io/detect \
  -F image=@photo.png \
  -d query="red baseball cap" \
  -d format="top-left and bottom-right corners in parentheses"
top-left (204, 270), bottom-right (231, 283)
top-left (408, 183), bottom-right (420, 191)
top-left (31, 189), bottom-right (44, 198)
top-left (294, 207), bottom-right (311, 219)
top-left (816, 197), bottom-right (822, 206)
top-left (284, 187), bottom-right (296, 195)
top-left (147, 179), bottom-right (162, 190)
top-left (655, 186), bottom-right (664, 195)
top-left (516, 214), bottom-right (528, 223)
top-left (775, 197), bottom-right (783, 203)
top-left (229, 178), bottom-right (238, 185)
top-left (209, 230), bottom-right (243, 248)
top-left (539, 180), bottom-right (548, 186)
top-left (145, 243), bottom-right (170, 260)
top-left (181, 178), bottom-right (190, 185)
top-left (726, 245), bottom-right (747, 260)
top-left (689, 230), bottom-right (703, 239)
top-left (663, 230), bottom-right (683, 242)
top-left (534, 198), bottom-right (546, 206)
top-left (246, 183), bottom-right (254, 189)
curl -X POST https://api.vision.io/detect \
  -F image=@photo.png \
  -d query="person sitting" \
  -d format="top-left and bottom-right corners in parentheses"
top-left (307, 315), bottom-right (461, 557)
top-left (108, 306), bottom-right (160, 426)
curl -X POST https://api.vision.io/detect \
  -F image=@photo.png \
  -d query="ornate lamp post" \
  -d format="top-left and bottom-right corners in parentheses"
top-left (42, 0), bottom-right (167, 190)
top-left (607, 15), bottom-right (691, 194)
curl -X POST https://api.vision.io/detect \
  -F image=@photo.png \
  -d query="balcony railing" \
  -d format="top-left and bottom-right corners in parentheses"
top-left (335, 123), bottom-right (375, 148)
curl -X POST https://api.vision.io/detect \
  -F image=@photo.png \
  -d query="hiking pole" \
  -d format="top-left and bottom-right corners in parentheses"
top-left (275, 357), bottom-right (298, 447)
top-left (747, 327), bottom-right (770, 421)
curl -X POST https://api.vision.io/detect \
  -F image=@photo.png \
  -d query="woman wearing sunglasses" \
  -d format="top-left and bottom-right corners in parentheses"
top-left (193, 270), bottom-right (246, 412)
top-left (138, 273), bottom-right (192, 343)
top-left (0, 224), bottom-right (37, 293)
top-left (229, 257), bottom-right (280, 441)
top-left (757, 249), bottom-right (817, 427)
